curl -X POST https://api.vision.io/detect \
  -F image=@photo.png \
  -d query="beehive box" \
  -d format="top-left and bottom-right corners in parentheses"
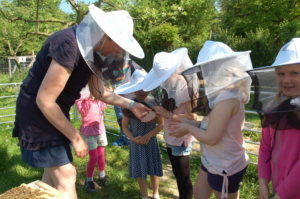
top-left (0, 180), bottom-right (71, 199)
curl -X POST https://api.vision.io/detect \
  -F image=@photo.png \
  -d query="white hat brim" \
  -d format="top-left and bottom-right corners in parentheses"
top-left (142, 48), bottom-right (187, 92)
top-left (180, 51), bottom-right (251, 75)
top-left (114, 82), bottom-right (143, 94)
top-left (89, 5), bottom-right (144, 59)
top-left (246, 61), bottom-right (300, 73)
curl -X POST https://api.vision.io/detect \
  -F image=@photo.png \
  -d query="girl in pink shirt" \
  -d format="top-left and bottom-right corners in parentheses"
top-left (75, 91), bottom-right (108, 194)
top-left (247, 38), bottom-right (300, 199)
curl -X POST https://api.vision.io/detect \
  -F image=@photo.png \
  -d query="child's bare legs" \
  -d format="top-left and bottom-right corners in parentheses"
top-left (150, 176), bottom-right (159, 197)
top-left (42, 162), bottom-right (77, 199)
top-left (213, 190), bottom-right (239, 199)
top-left (194, 169), bottom-right (213, 199)
top-left (137, 177), bottom-right (148, 198)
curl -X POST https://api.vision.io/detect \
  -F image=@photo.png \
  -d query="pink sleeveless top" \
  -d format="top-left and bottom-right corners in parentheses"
top-left (164, 103), bottom-right (194, 147)
top-left (200, 101), bottom-right (249, 198)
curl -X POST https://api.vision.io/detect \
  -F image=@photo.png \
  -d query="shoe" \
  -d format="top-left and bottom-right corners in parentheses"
top-left (84, 180), bottom-right (96, 194)
top-left (112, 136), bottom-right (124, 146)
top-left (122, 136), bottom-right (130, 146)
top-left (97, 176), bottom-right (108, 187)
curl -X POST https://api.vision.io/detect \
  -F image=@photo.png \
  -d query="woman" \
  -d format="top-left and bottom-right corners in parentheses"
top-left (13, 4), bottom-right (150, 199)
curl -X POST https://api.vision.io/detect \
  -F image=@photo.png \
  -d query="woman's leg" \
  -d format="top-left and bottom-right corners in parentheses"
top-left (42, 169), bottom-right (54, 187)
top-left (167, 148), bottom-right (193, 199)
top-left (150, 176), bottom-right (159, 196)
top-left (45, 162), bottom-right (78, 199)
top-left (137, 177), bottom-right (148, 198)
top-left (194, 169), bottom-right (213, 199)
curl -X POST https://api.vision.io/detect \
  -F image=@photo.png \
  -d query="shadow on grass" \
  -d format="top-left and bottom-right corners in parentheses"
top-left (0, 141), bottom-right (43, 194)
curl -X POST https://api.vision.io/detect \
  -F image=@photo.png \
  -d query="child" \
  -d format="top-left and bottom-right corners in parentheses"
top-left (142, 48), bottom-right (199, 199)
top-left (114, 69), bottom-right (164, 199)
top-left (246, 38), bottom-right (300, 199)
top-left (75, 86), bottom-right (109, 194)
top-left (168, 41), bottom-right (252, 199)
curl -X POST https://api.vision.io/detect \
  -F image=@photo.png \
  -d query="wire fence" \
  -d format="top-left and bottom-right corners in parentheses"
top-left (0, 82), bottom-right (261, 164)
top-left (0, 56), bottom-right (36, 79)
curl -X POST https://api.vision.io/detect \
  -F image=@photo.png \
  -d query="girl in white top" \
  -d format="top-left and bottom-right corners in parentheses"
top-left (169, 41), bottom-right (252, 199)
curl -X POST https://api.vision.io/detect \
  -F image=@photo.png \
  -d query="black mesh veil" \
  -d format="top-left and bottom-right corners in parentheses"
top-left (247, 66), bottom-right (300, 130)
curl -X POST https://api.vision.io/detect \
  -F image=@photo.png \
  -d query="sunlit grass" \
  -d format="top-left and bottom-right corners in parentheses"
top-left (0, 72), bottom-right (263, 198)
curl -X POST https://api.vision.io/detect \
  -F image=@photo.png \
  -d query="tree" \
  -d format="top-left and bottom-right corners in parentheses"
top-left (0, 0), bottom-right (73, 56)
top-left (127, 0), bottom-right (217, 69)
top-left (215, 0), bottom-right (300, 67)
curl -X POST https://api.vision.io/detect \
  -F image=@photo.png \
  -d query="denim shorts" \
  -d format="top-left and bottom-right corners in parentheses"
top-left (21, 144), bottom-right (73, 168)
top-left (201, 164), bottom-right (248, 193)
top-left (166, 142), bottom-right (193, 156)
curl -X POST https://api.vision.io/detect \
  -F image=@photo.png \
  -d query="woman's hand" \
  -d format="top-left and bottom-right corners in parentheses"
top-left (152, 106), bottom-right (169, 118)
top-left (168, 122), bottom-right (190, 138)
top-left (72, 135), bottom-right (89, 158)
top-left (141, 111), bottom-right (156, 122)
top-left (140, 134), bottom-right (151, 145)
top-left (131, 102), bottom-right (151, 120)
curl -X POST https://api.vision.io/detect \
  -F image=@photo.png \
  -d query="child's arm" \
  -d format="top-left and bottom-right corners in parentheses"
top-left (258, 178), bottom-right (270, 199)
top-left (258, 127), bottom-right (272, 199)
top-left (152, 101), bottom-right (197, 121)
top-left (122, 115), bottom-right (142, 145)
top-left (172, 101), bottom-right (197, 120)
top-left (140, 115), bottom-right (164, 145)
top-left (167, 118), bottom-right (201, 128)
top-left (169, 98), bottom-right (239, 146)
top-left (275, 156), bottom-right (300, 199)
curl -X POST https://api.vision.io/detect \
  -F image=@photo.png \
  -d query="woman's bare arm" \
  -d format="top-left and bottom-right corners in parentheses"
top-left (36, 59), bottom-right (88, 158)
top-left (88, 74), bottom-right (150, 119)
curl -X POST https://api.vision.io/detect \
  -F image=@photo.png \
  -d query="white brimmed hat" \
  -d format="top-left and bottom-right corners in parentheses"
top-left (246, 38), bottom-right (300, 72)
top-left (180, 40), bottom-right (251, 75)
top-left (142, 48), bottom-right (188, 92)
top-left (114, 69), bottom-right (148, 94)
top-left (89, 4), bottom-right (144, 59)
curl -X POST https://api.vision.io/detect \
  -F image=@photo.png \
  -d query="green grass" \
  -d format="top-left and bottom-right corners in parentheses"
top-left (0, 71), bottom-right (262, 198)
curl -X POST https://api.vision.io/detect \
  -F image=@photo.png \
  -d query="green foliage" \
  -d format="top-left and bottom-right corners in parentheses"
top-left (0, 0), bottom-right (72, 56)
top-left (127, 0), bottom-right (217, 69)
top-left (215, 0), bottom-right (300, 67)
top-left (214, 27), bottom-right (278, 68)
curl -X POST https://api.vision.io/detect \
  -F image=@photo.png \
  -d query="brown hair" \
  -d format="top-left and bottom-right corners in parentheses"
top-left (202, 96), bottom-right (212, 116)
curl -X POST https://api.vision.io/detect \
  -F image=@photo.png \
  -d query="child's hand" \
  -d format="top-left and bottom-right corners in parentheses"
top-left (272, 194), bottom-right (281, 199)
top-left (152, 106), bottom-right (169, 118)
top-left (141, 111), bottom-right (156, 122)
top-left (140, 134), bottom-right (151, 145)
top-left (168, 123), bottom-right (189, 138)
top-left (259, 178), bottom-right (270, 199)
top-left (167, 118), bottom-right (190, 126)
top-left (132, 136), bottom-right (142, 145)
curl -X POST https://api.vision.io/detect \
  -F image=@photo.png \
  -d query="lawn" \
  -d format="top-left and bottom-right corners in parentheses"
top-left (0, 71), bottom-right (262, 198)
